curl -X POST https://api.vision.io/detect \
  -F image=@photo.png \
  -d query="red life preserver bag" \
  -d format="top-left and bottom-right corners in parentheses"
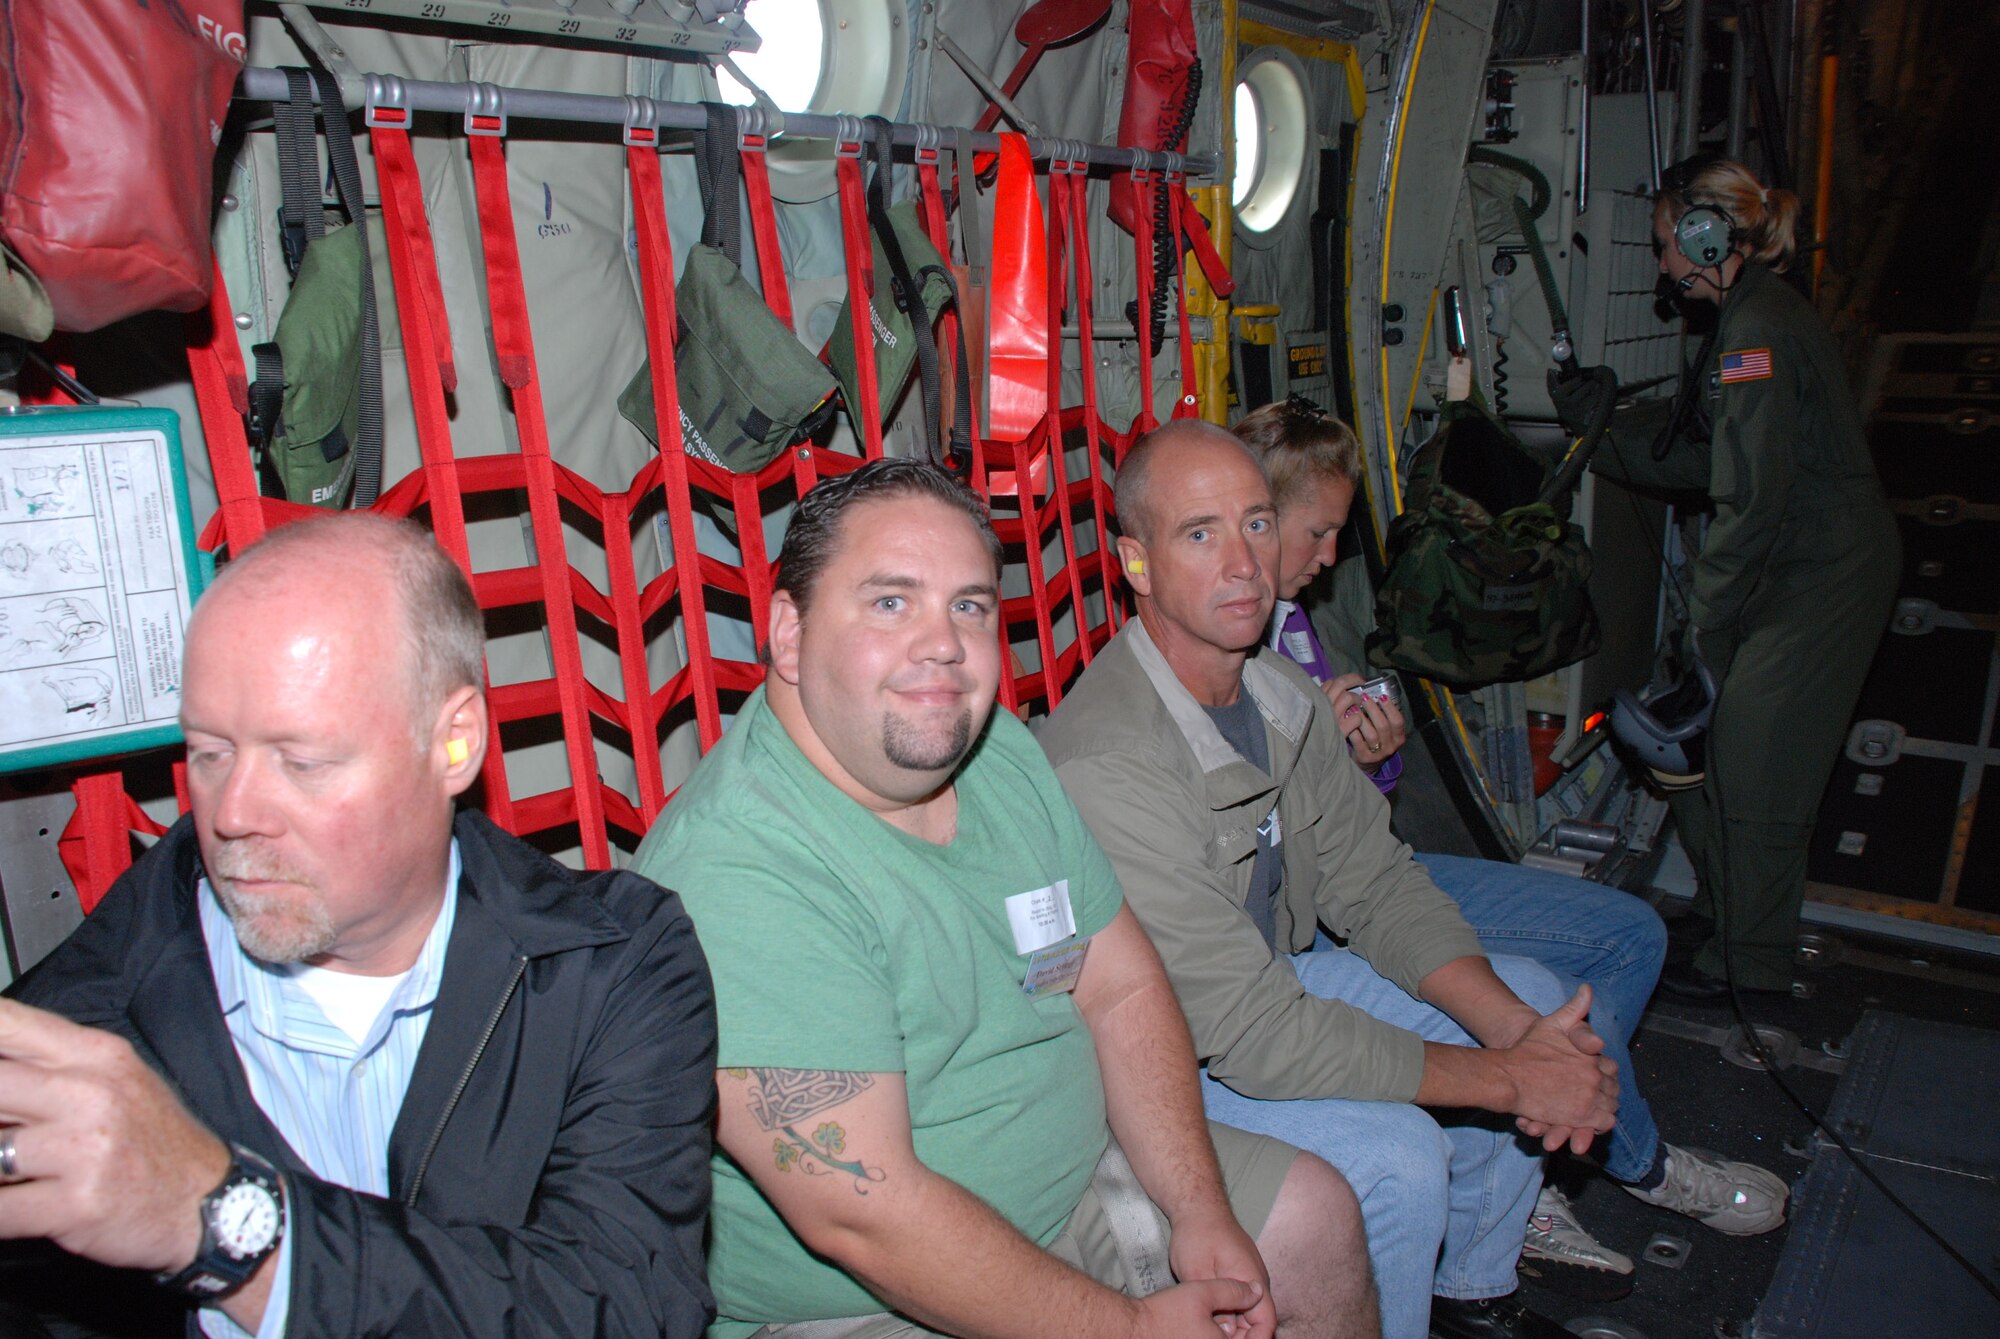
top-left (1104, 0), bottom-right (1198, 236)
top-left (0, 1), bottom-right (247, 332)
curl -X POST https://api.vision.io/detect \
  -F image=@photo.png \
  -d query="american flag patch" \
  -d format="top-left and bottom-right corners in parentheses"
top-left (1720, 348), bottom-right (1774, 384)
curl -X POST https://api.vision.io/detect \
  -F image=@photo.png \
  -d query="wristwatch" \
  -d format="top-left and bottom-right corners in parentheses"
top-left (156, 1145), bottom-right (285, 1302)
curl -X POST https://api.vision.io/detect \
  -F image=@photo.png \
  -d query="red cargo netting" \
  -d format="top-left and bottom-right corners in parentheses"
top-left (57, 112), bottom-right (1203, 908)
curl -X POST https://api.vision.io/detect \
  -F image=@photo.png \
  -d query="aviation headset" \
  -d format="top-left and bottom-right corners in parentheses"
top-left (1659, 152), bottom-right (1739, 272)
top-left (1673, 204), bottom-right (1737, 267)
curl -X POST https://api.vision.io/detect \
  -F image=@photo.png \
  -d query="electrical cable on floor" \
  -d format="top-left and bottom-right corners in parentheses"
top-left (1709, 733), bottom-right (2000, 1309)
top-left (1608, 406), bottom-right (2000, 1308)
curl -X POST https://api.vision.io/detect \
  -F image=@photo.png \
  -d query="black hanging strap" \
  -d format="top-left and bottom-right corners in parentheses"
top-left (693, 102), bottom-right (743, 267)
top-left (862, 115), bottom-right (963, 472)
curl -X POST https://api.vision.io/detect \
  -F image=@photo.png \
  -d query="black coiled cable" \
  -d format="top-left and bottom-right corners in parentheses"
top-left (1123, 58), bottom-right (1203, 355)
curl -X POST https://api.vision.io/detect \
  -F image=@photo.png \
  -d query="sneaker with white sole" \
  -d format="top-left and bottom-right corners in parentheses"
top-left (1517, 1185), bottom-right (1634, 1301)
top-left (1622, 1144), bottom-right (1789, 1235)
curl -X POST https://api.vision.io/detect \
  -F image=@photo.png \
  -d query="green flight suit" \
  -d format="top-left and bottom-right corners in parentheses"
top-left (1594, 261), bottom-right (1899, 987)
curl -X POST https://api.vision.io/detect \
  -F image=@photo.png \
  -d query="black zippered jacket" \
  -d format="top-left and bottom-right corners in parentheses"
top-left (2, 810), bottom-right (717, 1339)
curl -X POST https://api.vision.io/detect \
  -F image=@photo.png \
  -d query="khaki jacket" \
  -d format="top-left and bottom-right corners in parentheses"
top-left (1041, 619), bottom-right (1484, 1103)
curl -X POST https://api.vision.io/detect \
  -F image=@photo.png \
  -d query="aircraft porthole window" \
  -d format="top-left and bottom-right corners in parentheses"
top-left (1233, 49), bottom-right (1311, 245)
top-left (718, 0), bottom-right (828, 114)
top-left (1232, 80), bottom-right (1265, 209)
top-left (721, 0), bottom-right (911, 204)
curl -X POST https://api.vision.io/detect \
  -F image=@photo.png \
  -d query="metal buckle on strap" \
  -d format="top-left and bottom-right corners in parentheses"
top-left (911, 122), bottom-right (940, 168)
top-left (833, 114), bottom-right (865, 159)
top-left (622, 96), bottom-right (661, 149)
top-left (463, 83), bottom-right (507, 138)
top-left (736, 103), bottom-right (773, 153)
top-left (363, 74), bottom-right (411, 130)
top-left (1159, 150), bottom-right (1187, 186)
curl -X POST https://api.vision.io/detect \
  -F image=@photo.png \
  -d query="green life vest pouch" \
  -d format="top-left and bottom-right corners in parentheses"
top-left (618, 104), bottom-right (837, 480)
top-left (617, 241), bottom-right (838, 474)
top-left (1368, 396), bottom-right (1601, 690)
top-left (245, 68), bottom-right (382, 511)
top-left (826, 117), bottom-right (971, 472)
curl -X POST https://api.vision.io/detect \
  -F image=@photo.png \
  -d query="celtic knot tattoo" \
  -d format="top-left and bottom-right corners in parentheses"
top-left (740, 1069), bottom-right (875, 1130)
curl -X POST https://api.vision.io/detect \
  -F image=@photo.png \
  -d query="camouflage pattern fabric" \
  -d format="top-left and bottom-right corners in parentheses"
top-left (1367, 400), bottom-right (1600, 690)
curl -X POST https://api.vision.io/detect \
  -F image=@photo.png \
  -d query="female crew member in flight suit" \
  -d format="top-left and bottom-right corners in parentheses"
top-left (1563, 157), bottom-right (1900, 999)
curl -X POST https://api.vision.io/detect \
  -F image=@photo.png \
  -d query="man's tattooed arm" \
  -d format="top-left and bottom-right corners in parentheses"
top-left (725, 1068), bottom-right (889, 1193)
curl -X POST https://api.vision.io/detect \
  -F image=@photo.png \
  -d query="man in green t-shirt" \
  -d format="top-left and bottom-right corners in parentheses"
top-left (636, 459), bottom-right (1377, 1339)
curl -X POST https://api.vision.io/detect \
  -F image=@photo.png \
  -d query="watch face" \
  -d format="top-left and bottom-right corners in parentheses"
top-left (211, 1181), bottom-right (281, 1260)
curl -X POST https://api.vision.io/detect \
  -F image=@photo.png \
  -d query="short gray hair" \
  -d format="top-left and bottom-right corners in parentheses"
top-left (208, 515), bottom-right (485, 729)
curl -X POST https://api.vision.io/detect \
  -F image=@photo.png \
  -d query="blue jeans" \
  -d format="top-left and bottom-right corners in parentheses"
top-left (1419, 854), bottom-right (1668, 1184)
top-left (1202, 948), bottom-right (1568, 1339)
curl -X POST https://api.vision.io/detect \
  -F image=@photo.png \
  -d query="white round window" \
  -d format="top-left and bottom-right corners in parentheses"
top-left (718, 0), bottom-right (827, 114)
top-left (718, 0), bottom-right (910, 204)
top-left (1233, 50), bottom-right (1310, 239)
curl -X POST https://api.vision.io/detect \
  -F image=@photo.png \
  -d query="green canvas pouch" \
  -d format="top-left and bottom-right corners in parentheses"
top-left (616, 241), bottom-right (838, 474)
top-left (243, 68), bottom-right (382, 511)
top-left (828, 200), bottom-right (955, 430)
top-left (252, 222), bottom-right (364, 508)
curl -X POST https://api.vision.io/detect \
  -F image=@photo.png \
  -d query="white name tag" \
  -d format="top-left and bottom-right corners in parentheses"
top-left (1006, 880), bottom-right (1077, 956)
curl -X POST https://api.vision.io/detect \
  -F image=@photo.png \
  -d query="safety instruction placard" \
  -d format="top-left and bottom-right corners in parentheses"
top-left (0, 408), bottom-right (206, 775)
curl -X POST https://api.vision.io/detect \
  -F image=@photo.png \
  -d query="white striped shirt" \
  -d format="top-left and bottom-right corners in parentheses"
top-left (196, 844), bottom-right (461, 1339)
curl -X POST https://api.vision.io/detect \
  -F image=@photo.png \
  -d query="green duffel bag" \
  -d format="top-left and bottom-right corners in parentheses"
top-left (1367, 396), bottom-right (1601, 690)
top-left (617, 241), bottom-right (838, 474)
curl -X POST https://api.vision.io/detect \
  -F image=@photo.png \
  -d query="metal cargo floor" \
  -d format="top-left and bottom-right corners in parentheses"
top-left (1752, 1011), bottom-right (2000, 1339)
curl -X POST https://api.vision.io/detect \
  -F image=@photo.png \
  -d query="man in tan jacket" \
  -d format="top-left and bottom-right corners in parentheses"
top-left (1040, 422), bottom-right (1618, 1339)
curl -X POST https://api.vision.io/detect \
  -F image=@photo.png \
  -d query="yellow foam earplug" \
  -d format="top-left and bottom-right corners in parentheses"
top-left (1127, 559), bottom-right (1146, 575)
top-left (446, 738), bottom-right (470, 766)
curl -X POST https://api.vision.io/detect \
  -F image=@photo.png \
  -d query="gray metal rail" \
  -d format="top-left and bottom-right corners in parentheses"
top-left (234, 66), bottom-right (1219, 177)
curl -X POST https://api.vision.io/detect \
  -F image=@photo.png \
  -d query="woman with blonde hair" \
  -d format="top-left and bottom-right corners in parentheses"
top-left (1234, 398), bottom-right (1785, 1283)
top-left (1558, 155), bottom-right (1900, 1000)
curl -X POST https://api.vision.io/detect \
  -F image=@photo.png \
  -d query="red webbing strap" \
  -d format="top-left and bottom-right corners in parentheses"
top-left (1175, 182), bottom-right (1237, 299)
top-left (371, 124), bottom-right (458, 391)
top-left (1129, 168), bottom-right (1160, 439)
top-left (834, 139), bottom-right (884, 459)
top-left (1168, 175), bottom-right (1200, 419)
top-left (369, 125), bottom-right (475, 567)
top-left (368, 124), bottom-right (509, 829)
top-left (1060, 168), bottom-right (1120, 635)
top-left (1039, 155), bottom-right (1092, 673)
top-left (628, 144), bottom-right (726, 752)
top-left (734, 466), bottom-right (774, 655)
top-left (597, 480), bottom-right (666, 823)
top-left (58, 772), bottom-right (134, 914)
top-left (740, 137), bottom-right (795, 333)
top-left (186, 263), bottom-right (268, 553)
top-left (996, 433), bottom-right (1062, 710)
top-left (467, 130), bottom-right (610, 866)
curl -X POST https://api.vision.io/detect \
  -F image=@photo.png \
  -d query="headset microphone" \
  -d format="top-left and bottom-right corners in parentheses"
top-left (1679, 274), bottom-right (1699, 291)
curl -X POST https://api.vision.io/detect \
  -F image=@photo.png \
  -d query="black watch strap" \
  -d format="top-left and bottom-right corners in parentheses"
top-left (156, 1145), bottom-right (286, 1303)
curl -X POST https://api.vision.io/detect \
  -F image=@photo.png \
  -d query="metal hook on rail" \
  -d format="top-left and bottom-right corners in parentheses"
top-left (463, 81), bottom-right (507, 137)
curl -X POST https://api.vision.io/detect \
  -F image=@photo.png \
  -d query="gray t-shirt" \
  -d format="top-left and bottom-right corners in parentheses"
top-left (1202, 694), bottom-right (1284, 953)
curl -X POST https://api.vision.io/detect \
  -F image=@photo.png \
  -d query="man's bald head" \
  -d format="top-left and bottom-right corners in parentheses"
top-left (1114, 420), bottom-right (1269, 545)
top-left (196, 515), bottom-right (485, 734)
